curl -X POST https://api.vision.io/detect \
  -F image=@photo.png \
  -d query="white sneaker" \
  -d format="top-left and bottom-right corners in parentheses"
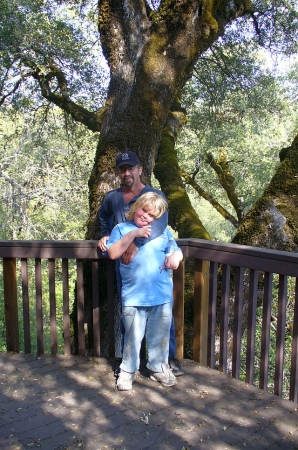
top-left (150, 363), bottom-right (177, 387)
top-left (116, 370), bottom-right (135, 391)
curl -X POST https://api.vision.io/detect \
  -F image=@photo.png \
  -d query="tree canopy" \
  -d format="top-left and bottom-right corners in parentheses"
top-left (1, 0), bottom-right (298, 249)
top-left (0, 0), bottom-right (108, 112)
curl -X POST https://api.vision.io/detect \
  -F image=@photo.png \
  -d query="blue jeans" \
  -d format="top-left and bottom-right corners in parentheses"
top-left (120, 302), bottom-right (173, 373)
top-left (115, 260), bottom-right (177, 358)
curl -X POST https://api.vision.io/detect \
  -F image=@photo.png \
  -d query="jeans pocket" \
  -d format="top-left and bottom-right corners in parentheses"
top-left (122, 306), bottom-right (136, 317)
top-left (161, 301), bottom-right (173, 317)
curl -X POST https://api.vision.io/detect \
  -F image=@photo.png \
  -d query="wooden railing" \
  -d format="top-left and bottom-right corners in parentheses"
top-left (1, 239), bottom-right (298, 403)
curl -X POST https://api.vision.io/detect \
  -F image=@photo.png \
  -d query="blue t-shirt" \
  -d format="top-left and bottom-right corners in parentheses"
top-left (107, 223), bottom-right (181, 307)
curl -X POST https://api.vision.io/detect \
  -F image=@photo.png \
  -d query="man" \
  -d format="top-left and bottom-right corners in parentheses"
top-left (98, 151), bottom-right (184, 376)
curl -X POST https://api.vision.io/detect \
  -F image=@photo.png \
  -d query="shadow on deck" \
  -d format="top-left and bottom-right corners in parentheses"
top-left (0, 353), bottom-right (297, 450)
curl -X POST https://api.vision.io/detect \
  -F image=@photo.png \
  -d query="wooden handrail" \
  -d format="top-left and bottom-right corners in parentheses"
top-left (1, 238), bottom-right (298, 403)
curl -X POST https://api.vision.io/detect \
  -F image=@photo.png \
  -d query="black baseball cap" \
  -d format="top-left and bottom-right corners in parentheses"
top-left (116, 151), bottom-right (141, 168)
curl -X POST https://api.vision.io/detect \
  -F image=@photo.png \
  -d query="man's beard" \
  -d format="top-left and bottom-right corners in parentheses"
top-left (123, 176), bottom-right (134, 186)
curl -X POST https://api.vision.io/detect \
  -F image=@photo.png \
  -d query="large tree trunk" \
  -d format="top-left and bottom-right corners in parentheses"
top-left (232, 134), bottom-right (298, 252)
top-left (86, 0), bottom-right (251, 240)
top-left (80, 0), bottom-right (251, 355)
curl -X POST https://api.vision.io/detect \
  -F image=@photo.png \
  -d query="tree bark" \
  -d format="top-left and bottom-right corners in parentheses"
top-left (206, 152), bottom-right (243, 223)
top-left (86, 0), bottom-right (251, 240)
top-left (233, 133), bottom-right (298, 252)
top-left (154, 99), bottom-right (211, 239)
top-left (181, 168), bottom-right (239, 228)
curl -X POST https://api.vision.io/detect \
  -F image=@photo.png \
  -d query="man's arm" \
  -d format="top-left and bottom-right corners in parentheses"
top-left (99, 197), bottom-right (114, 238)
top-left (134, 210), bottom-right (168, 248)
top-left (121, 210), bottom-right (168, 264)
top-left (97, 193), bottom-right (116, 252)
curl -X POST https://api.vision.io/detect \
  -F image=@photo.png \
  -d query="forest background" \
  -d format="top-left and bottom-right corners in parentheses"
top-left (1, 1), bottom-right (298, 390)
top-left (0, 1), bottom-right (298, 245)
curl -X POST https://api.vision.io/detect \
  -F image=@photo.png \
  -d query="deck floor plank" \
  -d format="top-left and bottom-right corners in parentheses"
top-left (0, 353), bottom-right (297, 450)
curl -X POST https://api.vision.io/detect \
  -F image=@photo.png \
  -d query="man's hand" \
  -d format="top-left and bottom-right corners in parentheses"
top-left (121, 224), bottom-right (151, 264)
top-left (122, 242), bottom-right (139, 265)
top-left (98, 236), bottom-right (109, 252)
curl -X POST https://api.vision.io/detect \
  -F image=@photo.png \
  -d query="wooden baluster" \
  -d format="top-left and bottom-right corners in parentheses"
top-left (35, 258), bottom-right (43, 355)
top-left (289, 277), bottom-right (298, 402)
top-left (219, 264), bottom-right (230, 373)
top-left (193, 259), bottom-right (210, 365)
top-left (49, 258), bottom-right (57, 356)
top-left (173, 259), bottom-right (185, 359)
top-left (259, 272), bottom-right (273, 391)
top-left (107, 260), bottom-right (115, 357)
top-left (92, 260), bottom-right (100, 357)
top-left (207, 261), bottom-right (218, 369)
top-left (62, 258), bottom-right (71, 355)
top-left (246, 269), bottom-right (258, 384)
top-left (77, 259), bottom-right (85, 356)
top-left (274, 274), bottom-right (287, 397)
top-left (232, 266), bottom-right (244, 379)
top-left (21, 258), bottom-right (31, 354)
top-left (3, 258), bottom-right (19, 352)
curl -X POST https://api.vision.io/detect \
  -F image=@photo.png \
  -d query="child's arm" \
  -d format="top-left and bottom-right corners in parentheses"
top-left (108, 225), bottom-right (151, 260)
top-left (122, 211), bottom-right (168, 265)
top-left (164, 250), bottom-right (183, 270)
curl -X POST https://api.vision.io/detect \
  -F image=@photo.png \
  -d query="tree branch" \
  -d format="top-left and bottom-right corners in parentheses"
top-left (181, 168), bottom-right (239, 228)
top-left (31, 66), bottom-right (104, 132)
top-left (0, 78), bottom-right (23, 106)
top-left (206, 152), bottom-right (243, 222)
top-left (250, 12), bottom-right (261, 36)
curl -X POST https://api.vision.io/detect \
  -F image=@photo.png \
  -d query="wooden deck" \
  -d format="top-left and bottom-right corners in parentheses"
top-left (0, 353), bottom-right (298, 450)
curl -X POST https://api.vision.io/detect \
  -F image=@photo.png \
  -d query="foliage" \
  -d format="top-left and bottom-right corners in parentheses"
top-left (0, 0), bottom-right (108, 111)
top-left (249, 0), bottom-right (298, 55)
top-left (177, 35), bottom-right (298, 241)
top-left (0, 107), bottom-right (96, 239)
top-left (0, 0), bottom-right (298, 242)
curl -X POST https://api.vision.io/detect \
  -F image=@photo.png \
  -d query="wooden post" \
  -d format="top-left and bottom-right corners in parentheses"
top-left (193, 259), bottom-right (209, 365)
top-left (173, 259), bottom-right (185, 359)
top-left (3, 258), bottom-right (19, 352)
top-left (76, 259), bottom-right (85, 357)
top-left (107, 260), bottom-right (115, 357)
top-left (49, 258), bottom-right (57, 356)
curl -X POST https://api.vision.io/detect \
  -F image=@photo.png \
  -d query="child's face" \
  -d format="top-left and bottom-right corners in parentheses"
top-left (134, 204), bottom-right (156, 227)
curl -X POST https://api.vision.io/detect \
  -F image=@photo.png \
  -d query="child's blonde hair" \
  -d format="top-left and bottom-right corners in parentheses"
top-left (126, 192), bottom-right (168, 221)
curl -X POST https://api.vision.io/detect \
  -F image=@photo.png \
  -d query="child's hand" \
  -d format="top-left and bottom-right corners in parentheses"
top-left (135, 225), bottom-right (151, 238)
top-left (164, 251), bottom-right (182, 270)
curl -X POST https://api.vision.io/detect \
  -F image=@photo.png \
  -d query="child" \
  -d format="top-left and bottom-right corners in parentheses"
top-left (107, 192), bottom-right (183, 391)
